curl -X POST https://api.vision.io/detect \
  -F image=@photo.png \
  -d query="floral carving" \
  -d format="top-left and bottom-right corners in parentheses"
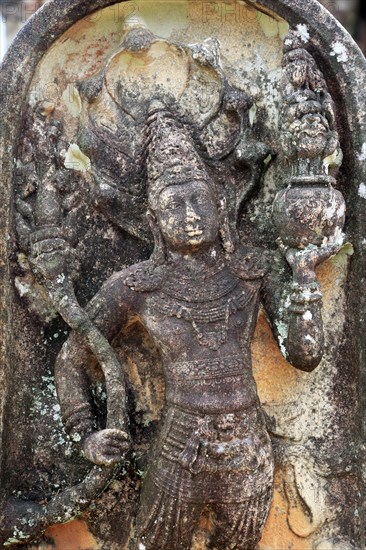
top-left (280, 29), bottom-right (342, 176)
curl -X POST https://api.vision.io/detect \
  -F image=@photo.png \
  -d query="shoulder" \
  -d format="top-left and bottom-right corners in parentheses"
top-left (228, 245), bottom-right (270, 283)
top-left (122, 260), bottom-right (166, 293)
top-left (89, 264), bottom-right (147, 313)
top-left (88, 260), bottom-right (165, 317)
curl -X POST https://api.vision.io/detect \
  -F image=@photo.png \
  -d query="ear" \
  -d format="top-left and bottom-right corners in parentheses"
top-left (146, 208), bottom-right (157, 229)
top-left (146, 208), bottom-right (167, 265)
top-left (218, 195), bottom-right (235, 254)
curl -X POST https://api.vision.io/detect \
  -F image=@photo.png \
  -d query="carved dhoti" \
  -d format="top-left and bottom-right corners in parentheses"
top-left (136, 405), bottom-right (274, 549)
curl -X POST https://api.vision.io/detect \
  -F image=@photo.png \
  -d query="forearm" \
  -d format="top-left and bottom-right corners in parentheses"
top-left (262, 251), bottom-right (325, 372)
top-left (55, 333), bottom-right (97, 443)
top-left (286, 278), bottom-right (324, 371)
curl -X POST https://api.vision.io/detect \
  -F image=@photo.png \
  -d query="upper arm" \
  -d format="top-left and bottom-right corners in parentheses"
top-left (260, 250), bottom-right (302, 365)
top-left (55, 268), bottom-right (142, 383)
top-left (84, 269), bottom-right (142, 341)
top-left (260, 251), bottom-right (292, 339)
top-left (54, 269), bottom-right (142, 430)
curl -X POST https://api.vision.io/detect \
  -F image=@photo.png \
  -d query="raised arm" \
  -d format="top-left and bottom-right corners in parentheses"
top-left (261, 238), bottom-right (343, 372)
top-left (55, 270), bottom-right (141, 464)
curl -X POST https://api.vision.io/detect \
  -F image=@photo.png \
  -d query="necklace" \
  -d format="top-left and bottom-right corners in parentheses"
top-left (149, 282), bottom-right (255, 350)
top-left (180, 297), bottom-right (233, 350)
top-left (162, 264), bottom-right (238, 303)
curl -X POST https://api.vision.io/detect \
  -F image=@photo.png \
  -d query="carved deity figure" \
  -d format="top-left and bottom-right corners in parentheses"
top-left (3, 24), bottom-right (346, 548)
top-left (54, 104), bottom-right (341, 549)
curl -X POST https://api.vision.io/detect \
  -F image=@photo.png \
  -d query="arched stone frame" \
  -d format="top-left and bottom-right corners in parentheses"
top-left (0, 0), bottom-right (365, 547)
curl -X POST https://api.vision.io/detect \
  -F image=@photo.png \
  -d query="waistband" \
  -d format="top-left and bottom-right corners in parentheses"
top-left (164, 354), bottom-right (250, 381)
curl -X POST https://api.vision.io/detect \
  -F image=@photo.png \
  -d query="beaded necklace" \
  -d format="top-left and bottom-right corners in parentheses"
top-left (149, 267), bottom-right (254, 350)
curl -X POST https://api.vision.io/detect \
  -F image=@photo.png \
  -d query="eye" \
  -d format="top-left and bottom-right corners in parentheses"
top-left (192, 193), bottom-right (208, 206)
top-left (166, 201), bottom-right (181, 211)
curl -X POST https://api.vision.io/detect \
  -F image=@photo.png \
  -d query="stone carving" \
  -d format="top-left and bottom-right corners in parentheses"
top-left (273, 29), bottom-right (345, 250)
top-left (279, 29), bottom-right (341, 172)
top-left (271, 29), bottom-right (353, 548)
top-left (0, 14), bottom-right (353, 550)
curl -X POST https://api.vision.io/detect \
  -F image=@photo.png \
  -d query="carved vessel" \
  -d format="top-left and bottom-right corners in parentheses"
top-left (273, 176), bottom-right (346, 248)
top-left (274, 29), bottom-right (346, 251)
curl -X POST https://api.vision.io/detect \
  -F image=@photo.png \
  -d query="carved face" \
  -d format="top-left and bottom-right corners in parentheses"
top-left (293, 113), bottom-right (331, 157)
top-left (155, 180), bottom-right (219, 252)
top-left (287, 59), bottom-right (307, 87)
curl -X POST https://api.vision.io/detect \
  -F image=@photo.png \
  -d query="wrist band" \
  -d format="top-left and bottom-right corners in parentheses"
top-left (289, 282), bottom-right (322, 312)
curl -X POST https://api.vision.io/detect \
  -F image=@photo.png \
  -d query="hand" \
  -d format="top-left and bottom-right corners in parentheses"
top-left (82, 429), bottom-right (130, 466)
top-left (277, 232), bottom-right (345, 284)
top-left (30, 238), bottom-right (70, 280)
top-left (29, 229), bottom-right (78, 282)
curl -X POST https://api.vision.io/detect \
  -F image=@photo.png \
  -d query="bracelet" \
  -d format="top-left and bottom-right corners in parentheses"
top-left (30, 226), bottom-right (64, 245)
top-left (289, 282), bottom-right (322, 313)
top-left (63, 403), bottom-right (95, 441)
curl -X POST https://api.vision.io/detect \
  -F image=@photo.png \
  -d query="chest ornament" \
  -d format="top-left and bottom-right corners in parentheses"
top-left (148, 282), bottom-right (256, 350)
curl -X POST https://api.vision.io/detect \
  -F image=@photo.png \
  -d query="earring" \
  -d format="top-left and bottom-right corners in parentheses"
top-left (146, 209), bottom-right (167, 265)
top-left (218, 196), bottom-right (235, 254)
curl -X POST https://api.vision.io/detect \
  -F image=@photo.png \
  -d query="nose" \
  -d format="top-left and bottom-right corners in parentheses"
top-left (185, 202), bottom-right (201, 224)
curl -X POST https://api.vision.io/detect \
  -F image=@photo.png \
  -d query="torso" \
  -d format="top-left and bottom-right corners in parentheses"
top-left (129, 261), bottom-right (273, 503)
top-left (138, 264), bottom-right (261, 414)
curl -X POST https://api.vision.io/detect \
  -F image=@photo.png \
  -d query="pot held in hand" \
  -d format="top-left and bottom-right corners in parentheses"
top-left (272, 177), bottom-right (346, 249)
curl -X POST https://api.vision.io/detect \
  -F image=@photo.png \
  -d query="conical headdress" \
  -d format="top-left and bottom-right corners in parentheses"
top-left (146, 104), bottom-right (213, 209)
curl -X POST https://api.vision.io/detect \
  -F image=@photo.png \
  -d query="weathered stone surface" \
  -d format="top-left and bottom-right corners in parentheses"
top-left (0, 1), bottom-right (365, 548)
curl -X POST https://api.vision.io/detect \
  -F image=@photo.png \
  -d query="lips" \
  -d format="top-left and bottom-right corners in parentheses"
top-left (186, 226), bottom-right (203, 237)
